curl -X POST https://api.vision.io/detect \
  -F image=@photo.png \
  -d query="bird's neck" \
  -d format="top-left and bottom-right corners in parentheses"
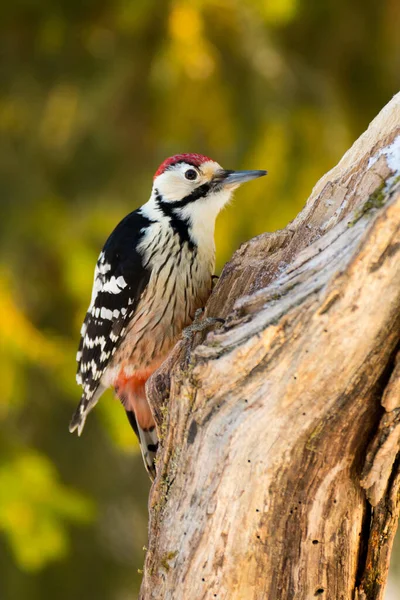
top-left (141, 190), bottom-right (222, 251)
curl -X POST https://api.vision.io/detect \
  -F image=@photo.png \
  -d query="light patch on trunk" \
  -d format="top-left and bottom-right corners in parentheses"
top-left (307, 461), bottom-right (346, 538)
top-left (368, 134), bottom-right (400, 181)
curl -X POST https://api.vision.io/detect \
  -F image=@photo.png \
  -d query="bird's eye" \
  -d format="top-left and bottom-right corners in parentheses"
top-left (185, 169), bottom-right (198, 181)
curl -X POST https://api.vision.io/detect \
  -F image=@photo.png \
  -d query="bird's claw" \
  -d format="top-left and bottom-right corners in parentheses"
top-left (211, 274), bottom-right (219, 290)
top-left (183, 308), bottom-right (225, 341)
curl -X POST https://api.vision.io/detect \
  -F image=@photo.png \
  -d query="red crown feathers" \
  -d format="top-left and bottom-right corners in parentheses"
top-left (154, 153), bottom-right (213, 179)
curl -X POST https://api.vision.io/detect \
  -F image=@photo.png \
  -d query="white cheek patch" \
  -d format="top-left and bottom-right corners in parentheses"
top-left (155, 171), bottom-right (192, 202)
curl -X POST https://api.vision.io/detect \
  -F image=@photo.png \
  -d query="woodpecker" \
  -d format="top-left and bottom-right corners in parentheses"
top-left (70, 153), bottom-right (267, 478)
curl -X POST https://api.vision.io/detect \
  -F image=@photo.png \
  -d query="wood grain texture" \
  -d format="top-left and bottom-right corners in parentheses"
top-left (142, 93), bottom-right (400, 600)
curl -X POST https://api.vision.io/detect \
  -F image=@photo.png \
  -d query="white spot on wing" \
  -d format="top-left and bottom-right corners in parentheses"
top-left (83, 335), bottom-right (106, 350)
top-left (89, 272), bottom-right (103, 308)
top-left (90, 360), bottom-right (98, 374)
top-left (98, 259), bottom-right (111, 275)
top-left (102, 275), bottom-right (127, 294)
top-left (100, 307), bottom-right (113, 320)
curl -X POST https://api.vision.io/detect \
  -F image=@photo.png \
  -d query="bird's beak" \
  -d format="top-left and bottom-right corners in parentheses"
top-left (213, 169), bottom-right (268, 189)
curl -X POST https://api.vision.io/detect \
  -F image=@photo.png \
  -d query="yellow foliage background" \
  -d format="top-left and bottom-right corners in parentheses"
top-left (0, 0), bottom-right (399, 597)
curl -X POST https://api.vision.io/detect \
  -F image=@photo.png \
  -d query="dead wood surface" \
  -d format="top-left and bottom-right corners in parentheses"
top-left (142, 93), bottom-right (400, 600)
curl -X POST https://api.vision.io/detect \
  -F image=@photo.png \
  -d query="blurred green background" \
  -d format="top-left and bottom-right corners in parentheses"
top-left (1, 0), bottom-right (399, 598)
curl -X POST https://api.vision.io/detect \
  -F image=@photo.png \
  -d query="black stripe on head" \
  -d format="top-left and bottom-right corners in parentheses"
top-left (169, 182), bottom-right (212, 209)
top-left (168, 169), bottom-right (234, 207)
top-left (155, 190), bottom-right (196, 251)
top-left (156, 182), bottom-right (215, 208)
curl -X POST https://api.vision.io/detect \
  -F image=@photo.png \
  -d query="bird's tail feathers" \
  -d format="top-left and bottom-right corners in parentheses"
top-left (69, 386), bottom-right (105, 436)
top-left (126, 410), bottom-right (158, 481)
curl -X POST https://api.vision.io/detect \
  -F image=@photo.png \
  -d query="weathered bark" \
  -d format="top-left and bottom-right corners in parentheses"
top-left (141, 93), bottom-right (400, 600)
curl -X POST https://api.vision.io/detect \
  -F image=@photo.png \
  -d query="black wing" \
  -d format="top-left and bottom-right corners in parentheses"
top-left (76, 209), bottom-right (152, 402)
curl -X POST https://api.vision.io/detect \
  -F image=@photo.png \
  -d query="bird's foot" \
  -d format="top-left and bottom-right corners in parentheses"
top-left (182, 308), bottom-right (225, 341)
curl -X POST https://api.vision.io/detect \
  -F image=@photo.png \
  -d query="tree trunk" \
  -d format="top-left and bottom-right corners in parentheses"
top-left (141, 93), bottom-right (400, 600)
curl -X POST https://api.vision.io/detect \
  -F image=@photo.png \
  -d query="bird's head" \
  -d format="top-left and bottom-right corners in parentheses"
top-left (152, 153), bottom-right (267, 220)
